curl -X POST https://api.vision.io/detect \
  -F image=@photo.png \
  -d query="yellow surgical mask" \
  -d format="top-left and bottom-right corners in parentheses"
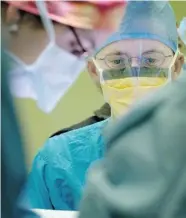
top-left (101, 77), bottom-right (166, 119)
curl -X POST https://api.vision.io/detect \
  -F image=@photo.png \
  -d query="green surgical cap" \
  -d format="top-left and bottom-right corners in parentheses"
top-left (96, 1), bottom-right (178, 54)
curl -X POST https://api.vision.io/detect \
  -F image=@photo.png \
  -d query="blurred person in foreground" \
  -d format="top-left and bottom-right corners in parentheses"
top-left (1, 49), bottom-right (39, 218)
top-left (79, 63), bottom-right (186, 218)
top-left (21, 1), bottom-right (184, 211)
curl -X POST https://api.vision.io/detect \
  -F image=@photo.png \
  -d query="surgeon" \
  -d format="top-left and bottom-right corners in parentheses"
top-left (79, 49), bottom-right (186, 218)
top-left (21, 1), bottom-right (184, 211)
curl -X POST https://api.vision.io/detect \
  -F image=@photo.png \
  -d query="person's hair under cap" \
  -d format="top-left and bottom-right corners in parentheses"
top-left (95, 0), bottom-right (178, 55)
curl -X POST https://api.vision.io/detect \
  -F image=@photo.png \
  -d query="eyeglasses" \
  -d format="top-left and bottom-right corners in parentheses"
top-left (96, 52), bottom-right (173, 69)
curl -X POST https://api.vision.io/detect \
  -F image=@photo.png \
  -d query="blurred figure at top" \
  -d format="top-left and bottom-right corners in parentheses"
top-left (21, 0), bottom-right (184, 211)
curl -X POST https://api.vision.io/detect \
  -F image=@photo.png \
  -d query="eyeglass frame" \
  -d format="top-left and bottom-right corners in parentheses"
top-left (95, 51), bottom-right (173, 69)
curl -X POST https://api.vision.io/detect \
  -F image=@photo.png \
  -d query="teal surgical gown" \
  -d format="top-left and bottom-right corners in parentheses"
top-left (21, 119), bottom-right (108, 210)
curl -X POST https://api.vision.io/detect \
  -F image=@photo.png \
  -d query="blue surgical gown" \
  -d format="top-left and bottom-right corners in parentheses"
top-left (21, 120), bottom-right (108, 210)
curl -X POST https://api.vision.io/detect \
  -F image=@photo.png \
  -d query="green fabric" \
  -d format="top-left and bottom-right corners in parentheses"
top-left (1, 49), bottom-right (39, 218)
top-left (79, 72), bottom-right (186, 218)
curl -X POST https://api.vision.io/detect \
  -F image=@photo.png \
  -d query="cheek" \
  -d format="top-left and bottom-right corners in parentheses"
top-left (161, 58), bottom-right (173, 68)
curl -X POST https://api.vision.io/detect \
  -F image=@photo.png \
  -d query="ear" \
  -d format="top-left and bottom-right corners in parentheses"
top-left (173, 53), bottom-right (185, 77)
top-left (87, 60), bottom-right (100, 84)
top-left (87, 60), bottom-right (98, 76)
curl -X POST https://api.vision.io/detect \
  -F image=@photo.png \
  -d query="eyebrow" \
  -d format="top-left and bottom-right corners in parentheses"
top-left (115, 49), bottom-right (164, 55)
top-left (141, 49), bottom-right (164, 54)
top-left (96, 50), bottom-right (121, 59)
top-left (97, 49), bottom-right (172, 59)
top-left (142, 49), bottom-right (173, 56)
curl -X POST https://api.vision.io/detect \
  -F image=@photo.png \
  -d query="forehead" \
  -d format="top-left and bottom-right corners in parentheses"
top-left (96, 39), bottom-right (172, 58)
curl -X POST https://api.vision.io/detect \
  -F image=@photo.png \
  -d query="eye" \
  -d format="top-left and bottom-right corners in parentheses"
top-left (142, 57), bottom-right (160, 67)
top-left (109, 58), bottom-right (125, 68)
top-left (142, 52), bottom-right (164, 68)
top-left (145, 57), bottom-right (156, 64)
top-left (112, 59), bottom-right (123, 65)
top-left (106, 55), bottom-right (127, 69)
top-left (148, 58), bottom-right (155, 63)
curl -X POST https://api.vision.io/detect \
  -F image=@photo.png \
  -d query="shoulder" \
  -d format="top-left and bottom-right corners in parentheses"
top-left (39, 120), bottom-right (108, 169)
top-left (50, 116), bottom-right (106, 137)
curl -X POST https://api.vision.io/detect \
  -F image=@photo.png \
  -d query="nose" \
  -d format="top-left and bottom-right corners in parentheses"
top-left (131, 67), bottom-right (140, 77)
top-left (130, 57), bottom-right (140, 67)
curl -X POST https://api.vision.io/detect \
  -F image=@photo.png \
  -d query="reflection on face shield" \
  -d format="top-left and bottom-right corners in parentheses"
top-left (102, 67), bottom-right (169, 82)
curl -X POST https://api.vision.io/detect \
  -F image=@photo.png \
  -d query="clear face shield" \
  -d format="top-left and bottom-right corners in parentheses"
top-left (92, 41), bottom-right (179, 119)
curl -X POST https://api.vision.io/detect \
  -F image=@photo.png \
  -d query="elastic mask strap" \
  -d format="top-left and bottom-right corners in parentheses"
top-left (68, 26), bottom-right (95, 57)
top-left (36, 0), bottom-right (55, 43)
top-left (168, 49), bottom-right (179, 81)
top-left (68, 26), bottom-right (86, 53)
